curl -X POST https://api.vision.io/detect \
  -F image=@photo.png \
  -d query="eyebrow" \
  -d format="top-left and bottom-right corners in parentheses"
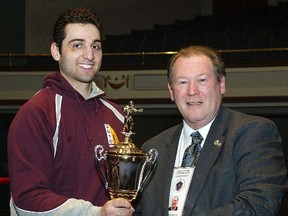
top-left (68, 39), bottom-right (102, 44)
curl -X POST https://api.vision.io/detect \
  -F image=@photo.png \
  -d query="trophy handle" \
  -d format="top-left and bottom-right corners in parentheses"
top-left (147, 148), bottom-right (158, 164)
top-left (94, 145), bottom-right (109, 189)
top-left (139, 148), bottom-right (158, 192)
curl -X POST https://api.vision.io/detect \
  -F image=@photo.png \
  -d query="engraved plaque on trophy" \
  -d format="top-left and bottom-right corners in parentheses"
top-left (95, 101), bottom-right (158, 202)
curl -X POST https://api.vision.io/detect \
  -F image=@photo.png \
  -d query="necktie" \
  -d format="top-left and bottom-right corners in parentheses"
top-left (181, 131), bottom-right (203, 167)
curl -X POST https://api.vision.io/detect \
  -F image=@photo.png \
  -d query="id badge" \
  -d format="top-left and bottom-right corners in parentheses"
top-left (168, 167), bottom-right (195, 216)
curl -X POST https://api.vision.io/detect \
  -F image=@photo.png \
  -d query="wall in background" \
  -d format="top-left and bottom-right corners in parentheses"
top-left (2, 0), bottom-right (286, 54)
top-left (0, 0), bottom-right (25, 53)
top-left (25, 0), bottom-right (205, 53)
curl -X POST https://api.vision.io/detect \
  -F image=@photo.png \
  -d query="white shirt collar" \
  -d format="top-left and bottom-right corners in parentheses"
top-left (174, 118), bottom-right (216, 167)
top-left (182, 118), bottom-right (214, 148)
top-left (86, 81), bottom-right (105, 99)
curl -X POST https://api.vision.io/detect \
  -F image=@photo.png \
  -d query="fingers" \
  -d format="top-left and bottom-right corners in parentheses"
top-left (101, 198), bottom-right (135, 216)
top-left (112, 198), bottom-right (132, 208)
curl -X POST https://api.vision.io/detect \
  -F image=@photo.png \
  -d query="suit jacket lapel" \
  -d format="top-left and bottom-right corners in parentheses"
top-left (159, 124), bottom-right (183, 214)
top-left (183, 106), bottom-right (229, 214)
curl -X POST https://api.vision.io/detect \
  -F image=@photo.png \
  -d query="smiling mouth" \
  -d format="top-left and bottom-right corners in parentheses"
top-left (187, 101), bottom-right (202, 105)
top-left (79, 63), bottom-right (94, 69)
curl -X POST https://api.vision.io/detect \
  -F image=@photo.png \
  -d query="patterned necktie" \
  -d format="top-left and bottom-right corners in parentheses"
top-left (181, 131), bottom-right (203, 167)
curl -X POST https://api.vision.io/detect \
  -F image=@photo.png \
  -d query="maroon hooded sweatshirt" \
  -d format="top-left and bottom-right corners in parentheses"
top-left (8, 72), bottom-right (125, 215)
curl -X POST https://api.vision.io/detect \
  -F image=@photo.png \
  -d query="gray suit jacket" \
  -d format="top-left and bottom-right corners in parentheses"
top-left (134, 106), bottom-right (287, 216)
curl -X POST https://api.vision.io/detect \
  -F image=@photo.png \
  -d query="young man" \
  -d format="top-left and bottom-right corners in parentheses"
top-left (135, 46), bottom-right (287, 215)
top-left (8, 8), bottom-right (133, 216)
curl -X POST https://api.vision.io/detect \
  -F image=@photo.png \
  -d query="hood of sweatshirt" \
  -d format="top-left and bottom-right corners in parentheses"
top-left (42, 72), bottom-right (106, 145)
top-left (42, 72), bottom-right (105, 102)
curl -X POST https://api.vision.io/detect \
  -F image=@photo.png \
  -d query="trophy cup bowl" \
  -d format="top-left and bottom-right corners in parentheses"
top-left (94, 101), bottom-right (158, 202)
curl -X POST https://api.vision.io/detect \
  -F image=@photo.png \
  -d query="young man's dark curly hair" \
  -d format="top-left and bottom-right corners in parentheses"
top-left (53, 8), bottom-right (103, 53)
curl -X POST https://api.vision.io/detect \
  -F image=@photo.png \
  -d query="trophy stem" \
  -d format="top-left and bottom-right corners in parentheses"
top-left (109, 190), bottom-right (138, 203)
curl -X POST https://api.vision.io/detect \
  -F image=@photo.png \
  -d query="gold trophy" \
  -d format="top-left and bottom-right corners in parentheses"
top-left (95, 101), bottom-right (158, 202)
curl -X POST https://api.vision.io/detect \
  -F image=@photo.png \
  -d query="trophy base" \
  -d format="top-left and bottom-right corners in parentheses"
top-left (109, 189), bottom-right (138, 203)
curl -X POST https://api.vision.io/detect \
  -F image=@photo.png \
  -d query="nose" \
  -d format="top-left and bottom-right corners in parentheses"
top-left (188, 82), bottom-right (199, 96)
top-left (83, 46), bottom-right (94, 61)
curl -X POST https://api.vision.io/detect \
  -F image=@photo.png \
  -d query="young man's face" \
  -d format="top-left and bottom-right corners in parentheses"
top-left (168, 54), bottom-right (226, 130)
top-left (51, 23), bottom-right (102, 89)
